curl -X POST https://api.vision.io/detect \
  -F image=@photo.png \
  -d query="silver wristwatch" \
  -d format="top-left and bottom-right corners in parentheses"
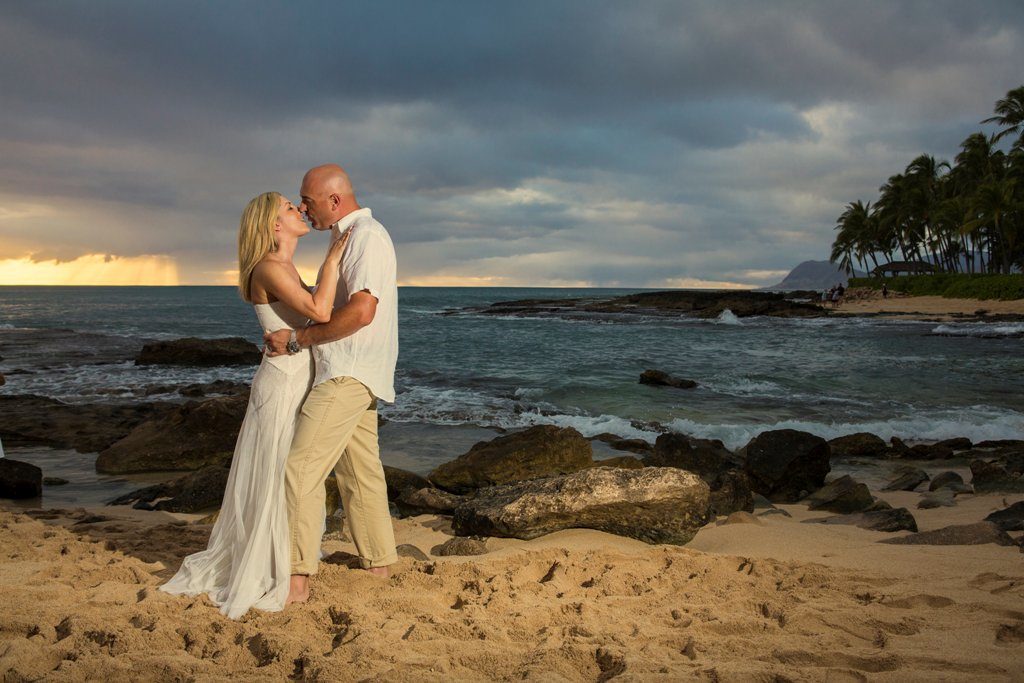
top-left (286, 330), bottom-right (301, 355)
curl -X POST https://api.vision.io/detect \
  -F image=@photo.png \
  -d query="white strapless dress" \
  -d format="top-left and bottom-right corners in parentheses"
top-left (161, 302), bottom-right (313, 619)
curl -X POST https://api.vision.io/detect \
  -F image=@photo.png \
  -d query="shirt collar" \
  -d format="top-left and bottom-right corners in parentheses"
top-left (330, 207), bottom-right (372, 241)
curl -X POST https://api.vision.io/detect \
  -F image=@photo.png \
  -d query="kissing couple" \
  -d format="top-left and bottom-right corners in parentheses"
top-left (160, 164), bottom-right (400, 619)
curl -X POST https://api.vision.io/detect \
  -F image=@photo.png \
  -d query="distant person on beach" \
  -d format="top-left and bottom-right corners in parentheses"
top-left (264, 164), bottom-right (399, 606)
top-left (882, 283), bottom-right (888, 298)
top-left (161, 190), bottom-right (350, 618)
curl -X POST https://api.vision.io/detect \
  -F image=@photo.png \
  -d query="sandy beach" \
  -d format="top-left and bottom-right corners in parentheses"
top-left (828, 291), bottom-right (1024, 320)
top-left (2, 485), bottom-right (1022, 682)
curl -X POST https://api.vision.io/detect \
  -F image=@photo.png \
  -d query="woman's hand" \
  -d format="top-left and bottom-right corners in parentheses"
top-left (326, 229), bottom-right (351, 265)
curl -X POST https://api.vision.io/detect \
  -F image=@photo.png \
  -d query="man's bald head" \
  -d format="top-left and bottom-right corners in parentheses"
top-left (298, 164), bottom-right (360, 230)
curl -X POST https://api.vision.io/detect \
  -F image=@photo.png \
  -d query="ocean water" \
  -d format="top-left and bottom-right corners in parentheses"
top-left (1, 285), bottom-right (1023, 461)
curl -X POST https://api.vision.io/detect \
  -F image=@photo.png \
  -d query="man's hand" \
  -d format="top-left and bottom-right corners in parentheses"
top-left (264, 328), bottom-right (292, 357)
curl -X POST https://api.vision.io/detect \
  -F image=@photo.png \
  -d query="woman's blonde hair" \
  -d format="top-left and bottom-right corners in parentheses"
top-left (237, 191), bottom-right (281, 302)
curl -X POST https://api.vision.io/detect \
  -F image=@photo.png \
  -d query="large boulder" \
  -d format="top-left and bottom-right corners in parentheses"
top-left (742, 429), bottom-right (831, 503)
top-left (644, 433), bottom-right (736, 479)
top-left (882, 466), bottom-right (929, 492)
top-left (984, 501), bottom-right (1024, 531)
top-left (452, 466), bottom-right (712, 545)
top-left (108, 464), bottom-right (229, 513)
top-left (639, 370), bottom-right (697, 390)
top-left (0, 395), bottom-right (173, 453)
top-left (928, 471), bottom-right (965, 492)
top-left (828, 433), bottom-right (889, 458)
top-left (0, 458), bottom-right (42, 499)
top-left (382, 466), bottom-right (432, 500)
top-left (804, 508), bottom-right (918, 533)
top-left (95, 395), bottom-right (247, 473)
top-left (396, 487), bottom-right (465, 516)
top-left (935, 437), bottom-right (972, 451)
top-left (804, 475), bottom-right (874, 513)
top-left (970, 458), bottom-right (1024, 493)
top-left (429, 425), bottom-right (593, 494)
top-left (135, 337), bottom-right (262, 367)
top-left (879, 522), bottom-right (1016, 547)
top-left (708, 469), bottom-right (754, 516)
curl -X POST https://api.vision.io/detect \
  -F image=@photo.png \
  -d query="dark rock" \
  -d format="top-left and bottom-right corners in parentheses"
top-left (879, 521), bottom-right (1016, 546)
top-left (975, 440), bottom-right (1024, 449)
top-left (970, 459), bottom-right (1024, 493)
top-left (708, 469), bottom-right (754, 516)
top-left (0, 394), bottom-right (173, 453)
top-left (177, 380), bottom-right (251, 398)
top-left (751, 493), bottom-right (776, 510)
top-left (804, 475), bottom-right (875, 513)
top-left (644, 433), bottom-right (736, 479)
top-left (742, 429), bottom-right (831, 503)
top-left (43, 477), bottom-right (69, 486)
top-left (929, 471), bottom-right (965, 492)
top-left (95, 395), bottom-right (248, 473)
top-left (382, 466), bottom-right (432, 500)
top-left (889, 437), bottom-right (911, 458)
top-left (882, 466), bottom-right (929, 492)
top-left (429, 425), bottom-right (593, 494)
top-left (908, 443), bottom-right (955, 460)
top-left (396, 487), bottom-right (464, 516)
top-left (108, 464), bottom-right (229, 513)
top-left (431, 537), bottom-right (488, 556)
top-left (135, 337), bottom-right (262, 367)
top-left (0, 372), bottom-right (5, 386)
top-left (828, 433), bottom-right (889, 458)
top-left (935, 437), bottom-right (972, 451)
top-left (592, 434), bottom-right (652, 455)
top-left (396, 544), bottom-right (430, 561)
top-left (947, 483), bottom-right (975, 495)
top-left (917, 491), bottom-right (957, 509)
top-left (639, 370), bottom-right (698, 390)
top-left (452, 466), bottom-right (712, 545)
top-left (0, 458), bottom-right (42, 498)
top-left (984, 501), bottom-right (1024, 531)
top-left (718, 511), bottom-right (762, 526)
top-left (867, 499), bottom-right (893, 511)
top-left (805, 508), bottom-right (918, 533)
top-left (589, 455), bottom-right (645, 470)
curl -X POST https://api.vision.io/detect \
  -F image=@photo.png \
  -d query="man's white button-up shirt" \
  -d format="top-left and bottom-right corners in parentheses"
top-left (313, 207), bottom-right (398, 403)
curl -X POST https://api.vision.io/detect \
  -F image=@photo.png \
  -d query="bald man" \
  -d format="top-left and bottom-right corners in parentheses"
top-left (265, 164), bottom-right (398, 604)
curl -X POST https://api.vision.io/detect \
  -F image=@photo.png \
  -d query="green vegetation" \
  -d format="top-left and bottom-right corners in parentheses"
top-left (849, 273), bottom-right (1024, 300)
top-left (831, 86), bottom-right (1024, 276)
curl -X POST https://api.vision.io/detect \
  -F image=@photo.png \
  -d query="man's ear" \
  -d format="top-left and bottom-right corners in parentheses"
top-left (329, 193), bottom-right (341, 209)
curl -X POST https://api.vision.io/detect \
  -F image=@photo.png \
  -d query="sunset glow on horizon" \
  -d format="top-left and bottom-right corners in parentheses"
top-left (0, 254), bottom-right (180, 286)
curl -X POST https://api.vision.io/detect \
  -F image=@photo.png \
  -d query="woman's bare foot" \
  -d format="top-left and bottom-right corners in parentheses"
top-left (286, 574), bottom-right (310, 605)
top-left (365, 566), bottom-right (390, 578)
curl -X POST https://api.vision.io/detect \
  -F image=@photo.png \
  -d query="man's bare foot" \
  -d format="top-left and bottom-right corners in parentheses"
top-left (365, 565), bottom-right (391, 578)
top-left (286, 574), bottom-right (310, 605)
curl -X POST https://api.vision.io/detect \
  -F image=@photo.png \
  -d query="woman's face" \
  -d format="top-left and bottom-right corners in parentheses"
top-left (276, 197), bottom-right (310, 238)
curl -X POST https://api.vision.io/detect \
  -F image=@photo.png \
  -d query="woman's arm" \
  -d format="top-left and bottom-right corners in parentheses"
top-left (253, 234), bottom-right (348, 323)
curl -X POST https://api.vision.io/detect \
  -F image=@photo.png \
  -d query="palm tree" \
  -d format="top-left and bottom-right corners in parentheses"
top-left (982, 86), bottom-right (1024, 145)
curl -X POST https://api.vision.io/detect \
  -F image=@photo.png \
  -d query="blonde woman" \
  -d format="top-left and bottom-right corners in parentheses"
top-left (161, 192), bottom-right (349, 619)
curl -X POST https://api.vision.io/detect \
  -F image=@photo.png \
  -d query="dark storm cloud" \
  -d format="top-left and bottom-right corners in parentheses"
top-left (1, 1), bottom-right (1022, 284)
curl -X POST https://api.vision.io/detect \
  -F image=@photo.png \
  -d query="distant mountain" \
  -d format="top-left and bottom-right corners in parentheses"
top-left (762, 260), bottom-right (865, 292)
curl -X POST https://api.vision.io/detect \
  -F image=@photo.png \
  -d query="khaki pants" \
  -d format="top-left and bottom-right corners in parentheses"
top-left (285, 376), bottom-right (397, 574)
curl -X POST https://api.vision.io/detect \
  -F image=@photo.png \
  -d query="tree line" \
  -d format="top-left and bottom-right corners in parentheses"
top-left (831, 86), bottom-right (1023, 275)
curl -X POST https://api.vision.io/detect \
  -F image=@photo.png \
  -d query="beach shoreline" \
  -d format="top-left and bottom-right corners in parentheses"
top-left (827, 291), bottom-right (1024, 321)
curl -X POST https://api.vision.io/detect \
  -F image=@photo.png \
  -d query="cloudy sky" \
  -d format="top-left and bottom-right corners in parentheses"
top-left (1, 1), bottom-right (1022, 287)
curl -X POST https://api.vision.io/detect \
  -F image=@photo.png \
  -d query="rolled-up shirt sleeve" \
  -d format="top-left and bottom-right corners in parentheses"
top-left (341, 228), bottom-right (391, 302)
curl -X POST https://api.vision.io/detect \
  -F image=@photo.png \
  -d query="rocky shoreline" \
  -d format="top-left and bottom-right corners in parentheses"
top-left (2, 334), bottom-right (1022, 549)
top-left (445, 288), bottom-right (1024, 325)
